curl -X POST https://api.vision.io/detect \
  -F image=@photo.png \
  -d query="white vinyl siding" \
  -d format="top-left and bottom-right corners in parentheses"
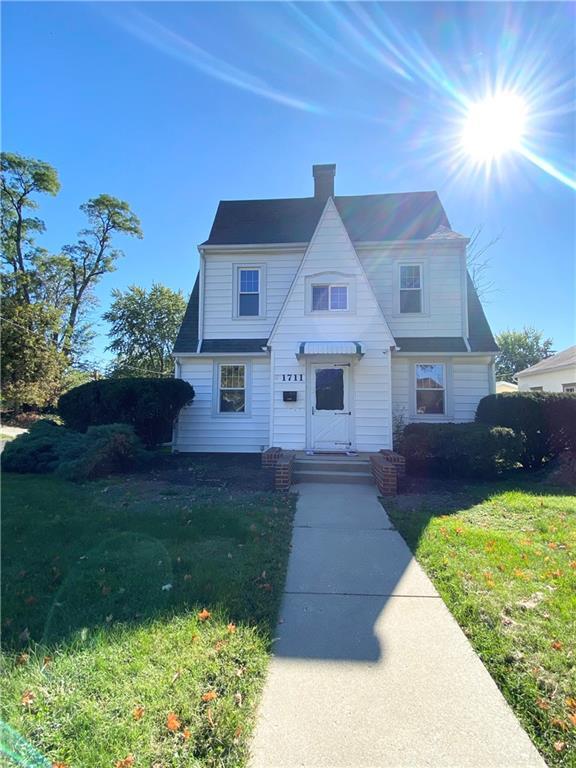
top-left (391, 356), bottom-right (492, 424)
top-left (203, 251), bottom-right (303, 338)
top-left (174, 357), bottom-right (270, 453)
top-left (268, 199), bottom-right (395, 452)
top-left (358, 243), bottom-right (466, 337)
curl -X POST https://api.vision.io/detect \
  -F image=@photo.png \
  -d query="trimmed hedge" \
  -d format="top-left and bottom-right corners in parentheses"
top-left (398, 422), bottom-right (523, 479)
top-left (476, 392), bottom-right (576, 469)
top-left (58, 378), bottom-right (194, 447)
top-left (2, 421), bottom-right (150, 481)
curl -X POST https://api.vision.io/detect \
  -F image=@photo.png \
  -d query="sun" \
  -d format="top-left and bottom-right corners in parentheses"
top-left (461, 91), bottom-right (527, 163)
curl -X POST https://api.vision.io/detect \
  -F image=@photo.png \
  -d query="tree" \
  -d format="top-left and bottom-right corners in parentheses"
top-left (495, 327), bottom-right (554, 381)
top-left (466, 225), bottom-right (501, 301)
top-left (104, 284), bottom-right (187, 377)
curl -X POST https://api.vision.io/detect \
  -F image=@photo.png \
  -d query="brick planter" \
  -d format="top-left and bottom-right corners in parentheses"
top-left (370, 454), bottom-right (398, 496)
top-left (274, 454), bottom-right (294, 491)
top-left (262, 446), bottom-right (283, 468)
top-left (378, 449), bottom-right (406, 478)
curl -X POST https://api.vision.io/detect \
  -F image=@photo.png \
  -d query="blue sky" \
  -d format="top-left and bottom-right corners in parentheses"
top-left (3, 1), bottom-right (575, 363)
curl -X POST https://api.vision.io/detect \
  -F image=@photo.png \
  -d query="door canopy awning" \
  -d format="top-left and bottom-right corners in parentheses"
top-left (297, 341), bottom-right (364, 359)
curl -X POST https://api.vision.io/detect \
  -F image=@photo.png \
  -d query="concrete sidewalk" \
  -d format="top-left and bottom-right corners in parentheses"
top-left (250, 483), bottom-right (544, 768)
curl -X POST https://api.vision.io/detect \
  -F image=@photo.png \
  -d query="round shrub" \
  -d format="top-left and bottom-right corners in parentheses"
top-left (398, 422), bottom-right (523, 479)
top-left (58, 377), bottom-right (194, 447)
top-left (476, 392), bottom-right (576, 469)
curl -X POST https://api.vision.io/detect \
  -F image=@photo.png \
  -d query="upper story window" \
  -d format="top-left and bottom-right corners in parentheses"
top-left (416, 363), bottom-right (445, 414)
top-left (238, 268), bottom-right (260, 316)
top-left (399, 264), bottom-right (422, 313)
top-left (312, 284), bottom-right (349, 311)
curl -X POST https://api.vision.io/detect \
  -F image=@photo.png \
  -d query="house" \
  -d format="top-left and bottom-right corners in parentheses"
top-left (173, 164), bottom-right (498, 454)
top-left (516, 345), bottom-right (576, 393)
top-left (496, 380), bottom-right (518, 393)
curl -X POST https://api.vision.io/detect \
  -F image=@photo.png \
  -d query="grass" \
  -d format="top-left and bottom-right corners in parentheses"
top-left (387, 479), bottom-right (576, 767)
top-left (1, 472), bottom-right (295, 767)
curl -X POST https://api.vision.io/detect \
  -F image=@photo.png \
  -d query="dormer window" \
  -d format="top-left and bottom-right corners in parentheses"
top-left (399, 264), bottom-right (422, 313)
top-left (312, 284), bottom-right (349, 311)
top-left (238, 268), bottom-right (260, 316)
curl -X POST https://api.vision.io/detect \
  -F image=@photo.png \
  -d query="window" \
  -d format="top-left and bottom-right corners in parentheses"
top-left (238, 269), bottom-right (260, 316)
top-left (416, 363), bottom-right (445, 414)
top-left (530, 386), bottom-right (543, 392)
top-left (312, 284), bottom-right (348, 311)
top-left (562, 383), bottom-right (576, 393)
top-left (400, 265), bottom-right (422, 313)
top-left (218, 364), bottom-right (246, 413)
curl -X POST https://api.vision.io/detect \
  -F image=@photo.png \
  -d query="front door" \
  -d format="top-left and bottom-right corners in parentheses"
top-left (310, 364), bottom-right (352, 451)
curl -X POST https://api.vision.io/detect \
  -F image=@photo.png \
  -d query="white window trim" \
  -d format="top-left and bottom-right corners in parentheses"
top-left (394, 262), bottom-right (429, 316)
top-left (410, 361), bottom-right (453, 420)
top-left (232, 264), bottom-right (267, 320)
top-left (562, 383), bottom-right (576, 393)
top-left (212, 361), bottom-right (252, 417)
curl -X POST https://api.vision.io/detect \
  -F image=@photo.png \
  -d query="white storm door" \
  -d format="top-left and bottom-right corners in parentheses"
top-left (311, 364), bottom-right (351, 450)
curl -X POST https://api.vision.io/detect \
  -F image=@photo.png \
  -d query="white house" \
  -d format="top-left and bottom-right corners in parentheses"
top-left (516, 345), bottom-right (576, 393)
top-left (173, 164), bottom-right (498, 454)
top-left (496, 380), bottom-right (518, 393)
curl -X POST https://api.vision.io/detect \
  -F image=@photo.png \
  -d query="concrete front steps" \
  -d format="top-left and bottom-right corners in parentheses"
top-left (293, 454), bottom-right (374, 485)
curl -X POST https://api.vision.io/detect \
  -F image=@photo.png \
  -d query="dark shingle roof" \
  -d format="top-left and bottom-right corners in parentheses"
top-left (173, 274), bottom-right (199, 353)
top-left (200, 339), bottom-right (268, 353)
top-left (202, 192), bottom-right (450, 246)
top-left (466, 275), bottom-right (499, 352)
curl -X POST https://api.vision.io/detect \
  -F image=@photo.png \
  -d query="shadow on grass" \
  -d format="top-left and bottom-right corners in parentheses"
top-left (1, 457), bottom-right (294, 652)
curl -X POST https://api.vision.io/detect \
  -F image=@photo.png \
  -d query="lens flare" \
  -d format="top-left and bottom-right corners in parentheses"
top-left (461, 92), bottom-right (527, 162)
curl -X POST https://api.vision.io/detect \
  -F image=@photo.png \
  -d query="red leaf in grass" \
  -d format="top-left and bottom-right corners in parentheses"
top-left (551, 718), bottom-right (569, 731)
top-left (16, 653), bottom-right (30, 666)
top-left (183, 728), bottom-right (191, 740)
top-left (569, 561), bottom-right (576, 569)
top-left (201, 691), bottom-right (218, 702)
top-left (536, 699), bottom-right (550, 711)
top-left (568, 713), bottom-right (576, 727)
top-left (566, 698), bottom-right (576, 712)
top-left (41, 656), bottom-right (52, 671)
top-left (197, 609), bottom-right (211, 621)
top-left (551, 641), bottom-right (563, 651)
top-left (554, 741), bottom-right (566, 752)
top-left (132, 706), bottom-right (145, 720)
top-left (52, 762), bottom-right (68, 768)
top-left (115, 757), bottom-right (135, 768)
top-left (166, 712), bottom-right (181, 731)
top-left (21, 690), bottom-right (35, 707)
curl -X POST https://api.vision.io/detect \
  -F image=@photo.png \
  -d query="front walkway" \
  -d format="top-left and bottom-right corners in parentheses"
top-left (250, 483), bottom-right (544, 767)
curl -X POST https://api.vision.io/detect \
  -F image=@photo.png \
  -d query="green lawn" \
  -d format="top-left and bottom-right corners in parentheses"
top-left (1, 473), bottom-right (295, 767)
top-left (387, 480), bottom-right (576, 767)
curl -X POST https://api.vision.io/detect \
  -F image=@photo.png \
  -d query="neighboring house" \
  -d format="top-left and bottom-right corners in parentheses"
top-left (496, 380), bottom-right (518, 393)
top-left (173, 164), bottom-right (498, 453)
top-left (516, 345), bottom-right (576, 393)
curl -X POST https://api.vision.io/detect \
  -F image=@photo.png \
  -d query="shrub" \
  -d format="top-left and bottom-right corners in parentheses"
top-left (398, 422), bottom-right (523, 479)
top-left (2, 421), bottom-right (148, 481)
top-left (58, 378), bottom-right (194, 447)
top-left (476, 392), bottom-right (576, 468)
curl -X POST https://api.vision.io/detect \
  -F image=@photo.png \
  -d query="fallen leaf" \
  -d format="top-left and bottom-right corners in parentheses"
top-left (553, 741), bottom-right (566, 752)
top-left (234, 692), bottom-right (243, 707)
top-left (41, 656), bottom-right (52, 671)
top-left (21, 690), bottom-right (36, 708)
top-left (16, 653), bottom-right (30, 666)
top-left (183, 728), bottom-right (191, 740)
top-left (132, 706), bottom-right (145, 720)
top-left (536, 698), bottom-right (550, 710)
top-left (227, 623), bottom-right (236, 633)
top-left (214, 641), bottom-right (225, 653)
top-left (566, 698), bottom-right (576, 711)
top-left (115, 757), bottom-right (135, 768)
top-left (166, 712), bottom-right (181, 731)
top-left (568, 713), bottom-right (576, 727)
top-left (52, 762), bottom-right (68, 768)
top-left (551, 640), bottom-right (563, 651)
top-left (206, 707), bottom-right (215, 727)
top-left (551, 718), bottom-right (569, 731)
top-left (197, 608), bottom-right (211, 622)
top-left (201, 691), bottom-right (218, 702)
top-left (569, 561), bottom-right (576, 569)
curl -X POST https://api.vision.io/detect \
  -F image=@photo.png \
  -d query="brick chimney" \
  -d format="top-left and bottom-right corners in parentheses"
top-left (313, 164), bottom-right (336, 201)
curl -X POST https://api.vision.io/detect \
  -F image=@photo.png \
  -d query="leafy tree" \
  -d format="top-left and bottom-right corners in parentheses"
top-left (104, 284), bottom-right (187, 377)
top-left (495, 327), bottom-right (554, 381)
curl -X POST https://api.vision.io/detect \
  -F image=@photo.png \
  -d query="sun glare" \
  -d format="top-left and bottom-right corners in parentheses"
top-left (461, 92), bottom-right (527, 163)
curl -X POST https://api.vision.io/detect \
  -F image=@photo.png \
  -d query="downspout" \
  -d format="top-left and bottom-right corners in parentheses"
top-left (196, 247), bottom-right (206, 354)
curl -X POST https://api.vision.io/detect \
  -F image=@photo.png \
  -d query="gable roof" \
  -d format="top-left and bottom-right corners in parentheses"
top-left (516, 345), bottom-right (576, 377)
top-left (466, 275), bottom-right (499, 353)
top-left (202, 191), bottom-right (450, 246)
top-left (173, 273), bottom-right (199, 353)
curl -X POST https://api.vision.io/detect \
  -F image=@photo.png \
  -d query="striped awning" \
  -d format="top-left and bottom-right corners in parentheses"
top-left (297, 341), bottom-right (363, 358)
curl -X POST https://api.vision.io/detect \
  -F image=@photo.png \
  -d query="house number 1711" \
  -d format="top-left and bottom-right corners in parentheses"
top-left (281, 374), bottom-right (304, 382)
